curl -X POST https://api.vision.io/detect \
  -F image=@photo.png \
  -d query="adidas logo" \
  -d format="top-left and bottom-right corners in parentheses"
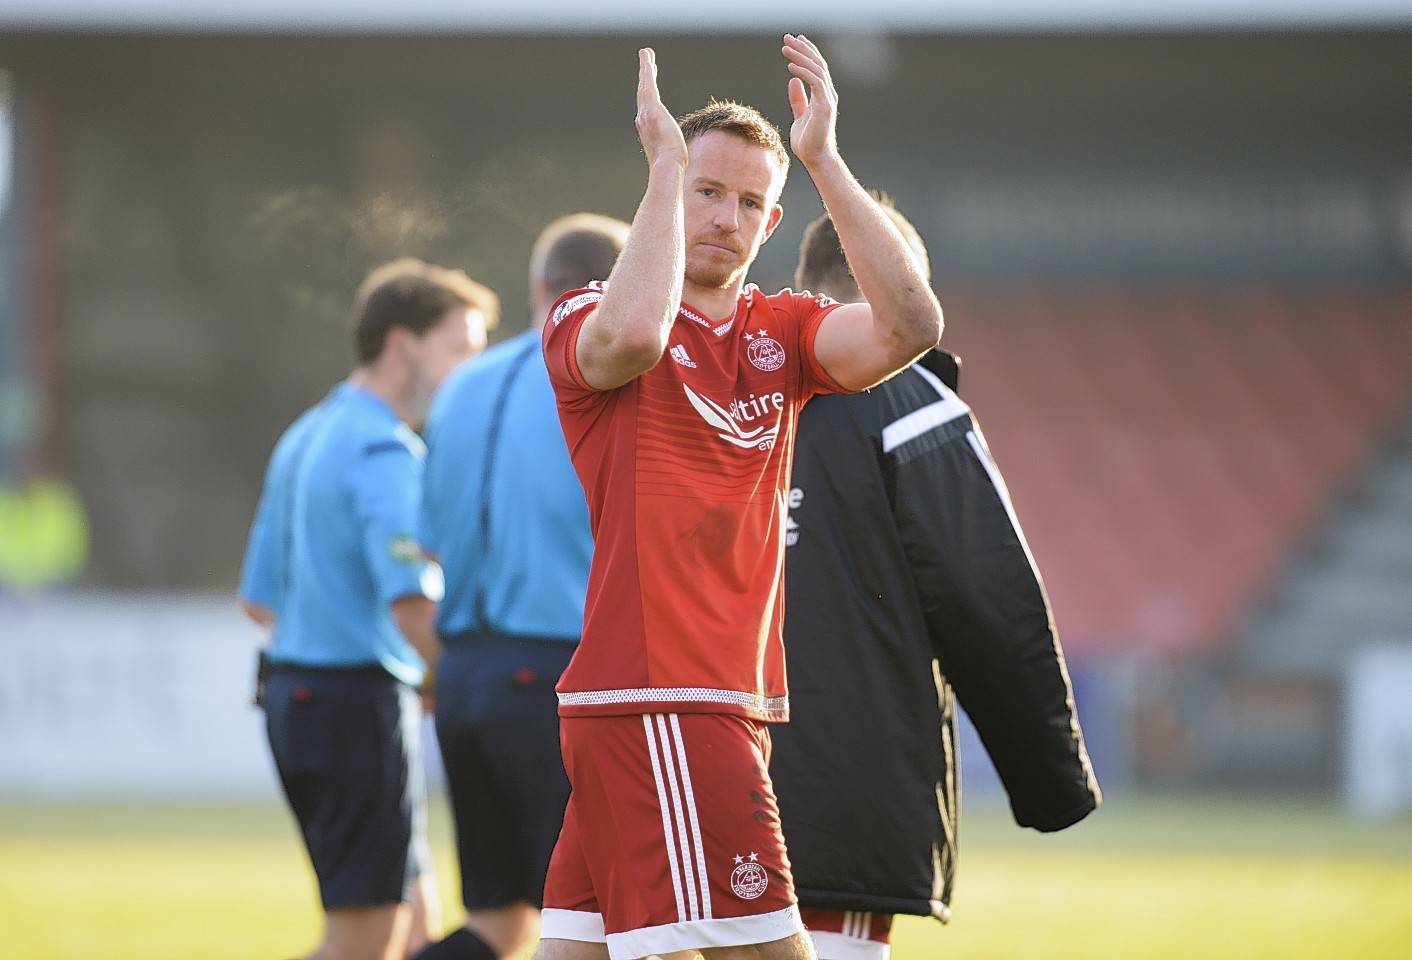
top-left (670, 344), bottom-right (697, 368)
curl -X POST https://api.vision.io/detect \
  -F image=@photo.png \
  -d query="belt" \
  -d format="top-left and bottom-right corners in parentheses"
top-left (267, 660), bottom-right (388, 678)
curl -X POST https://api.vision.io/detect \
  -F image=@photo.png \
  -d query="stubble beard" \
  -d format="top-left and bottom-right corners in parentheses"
top-left (685, 246), bottom-right (752, 293)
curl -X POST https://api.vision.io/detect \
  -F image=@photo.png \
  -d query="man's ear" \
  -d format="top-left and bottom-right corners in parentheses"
top-left (530, 276), bottom-right (550, 317)
top-left (762, 203), bottom-right (784, 242)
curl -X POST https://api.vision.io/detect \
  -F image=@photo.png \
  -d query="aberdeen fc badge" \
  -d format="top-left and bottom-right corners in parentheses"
top-left (744, 329), bottom-right (785, 372)
top-left (729, 852), bottom-right (769, 900)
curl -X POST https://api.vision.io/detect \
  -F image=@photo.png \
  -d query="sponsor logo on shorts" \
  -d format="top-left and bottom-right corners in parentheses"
top-left (729, 852), bottom-right (768, 900)
top-left (743, 329), bottom-right (785, 371)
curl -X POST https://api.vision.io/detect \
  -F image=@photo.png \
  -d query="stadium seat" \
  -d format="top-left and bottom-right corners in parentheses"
top-left (933, 287), bottom-right (1410, 659)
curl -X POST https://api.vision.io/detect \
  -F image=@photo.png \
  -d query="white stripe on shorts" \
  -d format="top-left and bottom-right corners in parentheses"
top-left (810, 929), bottom-right (891, 960)
top-left (539, 908), bottom-right (606, 943)
top-left (643, 714), bottom-right (689, 922)
top-left (669, 713), bottom-right (712, 919)
top-left (609, 904), bottom-right (805, 960)
top-left (643, 713), bottom-right (711, 923)
top-left (653, 714), bottom-right (703, 920)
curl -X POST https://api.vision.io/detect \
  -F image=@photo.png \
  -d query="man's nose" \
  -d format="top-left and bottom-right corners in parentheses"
top-left (714, 201), bottom-right (739, 232)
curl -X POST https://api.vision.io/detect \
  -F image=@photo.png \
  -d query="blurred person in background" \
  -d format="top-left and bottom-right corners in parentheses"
top-left (414, 213), bottom-right (629, 960)
top-left (772, 198), bottom-right (1101, 960)
top-left (535, 37), bottom-right (941, 960)
top-left (239, 258), bottom-right (498, 960)
top-left (0, 474), bottom-right (88, 595)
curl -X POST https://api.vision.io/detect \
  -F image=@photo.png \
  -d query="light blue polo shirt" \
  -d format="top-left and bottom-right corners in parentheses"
top-left (239, 382), bottom-right (347, 617)
top-left (247, 383), bottom-right (443, 685)
top-left (421, 329), bottom-right (591, 643)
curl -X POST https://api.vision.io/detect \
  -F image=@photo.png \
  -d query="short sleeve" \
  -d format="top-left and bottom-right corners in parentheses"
top-left (353, 440), bottom-right (445, 607)
top-left (542, 286), bottom-right (606, 403)
top-left (775, 289), bottom-right (853, 398)
top-left (237, 485), bottom-right (282, 610)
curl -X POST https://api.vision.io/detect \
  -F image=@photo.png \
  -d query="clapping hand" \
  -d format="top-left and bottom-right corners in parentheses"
top-left (783, 33), bottom-right (840, 168)
top-left (636, 48), bottom-right (688, 169)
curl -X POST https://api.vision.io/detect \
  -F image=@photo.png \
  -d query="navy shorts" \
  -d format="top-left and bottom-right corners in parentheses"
top-left (434, 632), bottom-right (575, 910)
top-left (264, 664), bottom-right (431, 910)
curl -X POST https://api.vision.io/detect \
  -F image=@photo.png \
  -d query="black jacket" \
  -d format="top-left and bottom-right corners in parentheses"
top-left (772, 350), bottom-right (1101, 920)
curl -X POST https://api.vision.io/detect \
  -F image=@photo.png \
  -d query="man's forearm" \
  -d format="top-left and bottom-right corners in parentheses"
top-left (581, 158), bottom-right (687, 385)
top-left (391, 595), bottom-right (441, 672)
top-left (809, 154), bottom-right (942, 351)
top-left (241, 599), bottom-right (275, 630)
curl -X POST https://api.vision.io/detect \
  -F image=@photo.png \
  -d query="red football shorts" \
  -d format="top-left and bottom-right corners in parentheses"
top-left (799, 907), bottom-right (895, 960)
top-left (539, 712), bottom-right (805, 959)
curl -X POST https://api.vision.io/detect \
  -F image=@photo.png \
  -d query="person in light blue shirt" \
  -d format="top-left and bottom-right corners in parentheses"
top-left (239, 382), bottom-right (347, 626)
top-left (414, 214), bottom-right (628, 960)
top-left (239, 257), bottom-right (498, 960)
top-left (275, 386), bottom-right (442, 683)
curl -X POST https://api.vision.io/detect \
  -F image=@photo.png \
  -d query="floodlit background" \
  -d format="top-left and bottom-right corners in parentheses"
top-left (1, 3), bottom-right (1411, 958)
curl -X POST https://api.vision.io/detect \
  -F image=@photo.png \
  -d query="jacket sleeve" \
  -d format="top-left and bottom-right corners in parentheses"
top-left (885, 381), bottom-right (1101, 832)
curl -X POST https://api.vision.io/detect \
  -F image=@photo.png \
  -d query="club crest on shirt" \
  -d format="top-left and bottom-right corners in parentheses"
top-left (729, 852), bottom-right (768, 900)
top-left (743, 329), bottom-right (785, 372)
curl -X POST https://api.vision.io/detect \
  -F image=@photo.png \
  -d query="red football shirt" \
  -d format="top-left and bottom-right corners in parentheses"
top-left (543, 283), bottom-right (846, 721)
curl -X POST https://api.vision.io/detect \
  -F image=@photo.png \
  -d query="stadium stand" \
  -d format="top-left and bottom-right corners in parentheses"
top-left (1235, 412), bottom-right (1412, 678)
top-left (940, 289), bottom-right (1412, 659)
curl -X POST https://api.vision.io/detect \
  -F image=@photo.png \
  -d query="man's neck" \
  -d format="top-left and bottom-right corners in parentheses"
top-left (681, 278), bottom-right (747, 322)
top-left (349, 366), bottom-right (411, 426)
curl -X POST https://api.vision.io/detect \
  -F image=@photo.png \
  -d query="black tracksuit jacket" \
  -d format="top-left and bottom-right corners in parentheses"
top-left (771, 349), bottom-right (1101, 920)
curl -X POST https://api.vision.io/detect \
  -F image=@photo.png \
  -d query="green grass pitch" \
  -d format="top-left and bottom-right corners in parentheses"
top-left (2, 792), bottom-right (1410, 959)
